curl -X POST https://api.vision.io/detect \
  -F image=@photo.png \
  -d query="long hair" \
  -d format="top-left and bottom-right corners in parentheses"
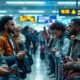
top-left (50, 22), bottom-right (65, 33)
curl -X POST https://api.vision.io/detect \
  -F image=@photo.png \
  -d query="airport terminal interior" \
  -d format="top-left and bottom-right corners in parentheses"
top-left (0, 0), bottom-right (80, 80)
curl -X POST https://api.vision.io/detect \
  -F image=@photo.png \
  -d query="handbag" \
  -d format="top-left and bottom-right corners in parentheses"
top-left (23, 56), bottom-right (32, 73)
top-left (18, 56), bottom-right (31, 74)
top-left (27, 54), bottom-right (34, 65)
top-left (67, 70), bottom-right (80, 80)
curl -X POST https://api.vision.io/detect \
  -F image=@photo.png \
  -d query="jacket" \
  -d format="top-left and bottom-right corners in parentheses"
top-left (0, 32), bottom-right (19, 65)
top-left (70, 34), bottom-right (80, 61)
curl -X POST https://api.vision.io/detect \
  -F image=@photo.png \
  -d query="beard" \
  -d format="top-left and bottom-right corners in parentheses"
top-left (8, 28), bottom-right (15, 34)
top-left (69, 29), bottom-right (77, 36)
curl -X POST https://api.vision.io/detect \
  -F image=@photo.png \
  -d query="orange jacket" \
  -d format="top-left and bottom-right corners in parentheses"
top-left (0, 32), bottom-right (19, 56)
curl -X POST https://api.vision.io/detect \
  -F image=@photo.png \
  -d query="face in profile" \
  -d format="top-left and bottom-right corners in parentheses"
top-left (6, 20), bottom-right (15, 34)
top-left (69, 21), bottom-right (77, 36)
top-left (52, 29), bottom-right (62, 38)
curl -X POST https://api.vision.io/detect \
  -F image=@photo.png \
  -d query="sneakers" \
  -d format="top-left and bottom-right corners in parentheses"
top-left (49, 75), bottom-right (55, 78)
top-left (49, 74), bottom-right (55, 78)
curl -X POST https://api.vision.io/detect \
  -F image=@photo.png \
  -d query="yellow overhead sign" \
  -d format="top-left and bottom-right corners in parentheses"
top-left (61, 9), bottom-right (70, 14)
top-left (71, 9), bottom-right (76, 15)
top-left (19, 16), bottom-right (35, 23)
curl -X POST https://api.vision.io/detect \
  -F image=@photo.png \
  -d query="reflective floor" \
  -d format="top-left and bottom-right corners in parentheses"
top-left (25, 47), bottom-right (55, 80)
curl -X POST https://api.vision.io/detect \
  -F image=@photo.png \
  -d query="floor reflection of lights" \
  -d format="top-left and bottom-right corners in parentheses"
top-left (36, 58), bottom-right (41, 69)
top-left (25, 47), bottom-right (51, 80)
top-left (36, 58), bottom-right (40, 63)
top-left (35, 55), bottom-right (43, 80)
top-left (35, 75), bottom-right (43, 80)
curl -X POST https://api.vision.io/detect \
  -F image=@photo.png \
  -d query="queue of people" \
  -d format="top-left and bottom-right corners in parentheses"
top-left (0, 16), bottom-right (38, 80)
top-left (39, 19), bottom-right (80, 80)
top-left (0, 15), bottom-right (80, 80)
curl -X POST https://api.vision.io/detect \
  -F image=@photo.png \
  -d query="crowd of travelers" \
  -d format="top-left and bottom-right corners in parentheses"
top-left (39, 18), bottom-right (80, 80)
top-left (0, 15), bottom-right (80, 80)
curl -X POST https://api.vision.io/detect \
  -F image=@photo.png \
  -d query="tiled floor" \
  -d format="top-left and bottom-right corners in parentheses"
top-left (25, 47), bottom-right (55, 80)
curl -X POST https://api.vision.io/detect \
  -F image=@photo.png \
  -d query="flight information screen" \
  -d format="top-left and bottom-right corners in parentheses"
top-left (37, 16), bottom-right (56, 23)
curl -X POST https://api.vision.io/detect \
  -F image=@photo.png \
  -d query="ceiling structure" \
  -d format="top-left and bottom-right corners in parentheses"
top-left (0, 0), bottom-right (79, 16)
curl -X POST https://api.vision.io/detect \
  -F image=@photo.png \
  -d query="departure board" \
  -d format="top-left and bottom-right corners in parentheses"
top-left (59, 9), bottom-right (80, 16)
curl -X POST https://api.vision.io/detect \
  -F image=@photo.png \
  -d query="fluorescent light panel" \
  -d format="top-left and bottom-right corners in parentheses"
top-left (24, 14), bottom-right (42, 16)
top-left (0, 10), bottom-right (7, 13)
top-left (6, 1), bottom-right (25, 4)
top-left (0, 14), bottom-right (5, 17)
top-left (6, 1), bottom-right (45, 5)
top-left (52, 10), bottom-right (58, 13)
top-left (78, 2), bottom-right (80, 5)
top-left (0, 14), bottom-right (13, 17)
top-left (19, 10), bottom-right (44, 13)
top-left (26, 1), bottom-right (45, 4)
top-left (58, 1), bottom-right (76, 5)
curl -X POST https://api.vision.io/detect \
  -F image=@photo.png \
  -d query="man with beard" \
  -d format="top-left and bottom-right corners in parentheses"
top-left (0, 16), bottom-right (25, 80)
top-left (63, 18), bottom-right (80, 80)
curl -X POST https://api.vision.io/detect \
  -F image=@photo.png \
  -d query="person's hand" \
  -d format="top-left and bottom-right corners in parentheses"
top-left (17, 51), bottom-right (25, 60)
top-left (50, 48), bottom-right (56, 53)
top-left (65, 56), bottom-right (73, 62)
top-left (17, 38), bottom-right (22, 43)
top-left (70, 35), bottom-right (75, 39)
top-left (63, 61), bottom-right (72, 69)
top-left (0, 66), bottom-right (10, 75)
top-left (30, 44), bottom-right (33, 48)
top-left (47, 44), bottom-right (50, 47)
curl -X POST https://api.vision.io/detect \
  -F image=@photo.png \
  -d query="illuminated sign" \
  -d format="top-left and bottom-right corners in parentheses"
top-left (19, 16), bottom-right (35, 23)
top-left (78, 10), bottom-right (80, 15)
top-left (37, 16), bottom-right (56, 23)
top-left (59, 9), bottom-right (77, 16)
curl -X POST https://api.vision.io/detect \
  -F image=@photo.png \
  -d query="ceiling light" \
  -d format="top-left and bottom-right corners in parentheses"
top-left (6, 1), bottom-right (45, 5)
top-left (0, 15), bottom-right (5, 17)
top-left (58, 1), bottom-right (76, 5)
top-left (0, 14), bottom-right (13, 17)
top-left (23, 14), bottom-right (42, 16)
top-left (6, 1), bottom-right (25, 4)
top-left (26, 1), bottom-right (45, 4)
top-left (78, 2), bottom-right (80, 5)
top-left (52, 10), bottom-right (58, 13)
top-left (0, 10), bottom-right (7, 13)
top-left (19, 10), bottom-right (44, 13)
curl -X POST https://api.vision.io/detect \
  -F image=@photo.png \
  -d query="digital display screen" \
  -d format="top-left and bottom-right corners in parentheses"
top-left (59, 9), bottom-right (78, 16)
top-left (37, 16), bottom-right (56, 23)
